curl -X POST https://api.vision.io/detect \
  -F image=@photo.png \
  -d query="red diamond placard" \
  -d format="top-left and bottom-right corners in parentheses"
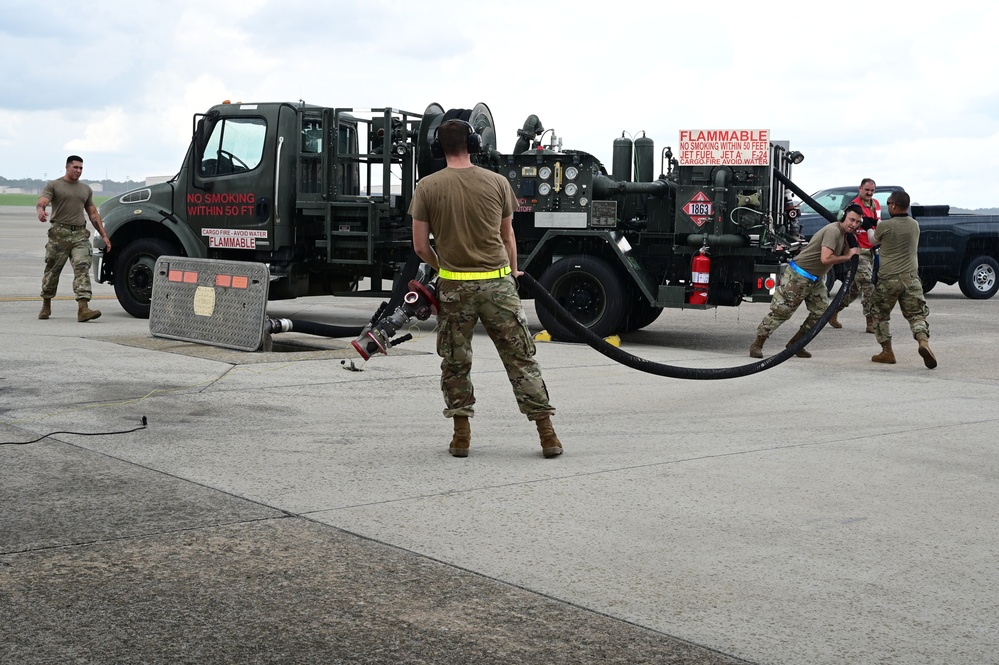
top-left (683, 192), bottom-right (713, 227)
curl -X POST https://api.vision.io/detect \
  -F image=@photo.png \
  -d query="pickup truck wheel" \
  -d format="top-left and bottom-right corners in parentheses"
top-left (920, 276), bottom-right (937, 294)
top-left (537, 255), bottom-right (627, 342)
top-left (959, 255), bottom-right (999, 299)
top-left (114, 238), bottom-right (179, 318)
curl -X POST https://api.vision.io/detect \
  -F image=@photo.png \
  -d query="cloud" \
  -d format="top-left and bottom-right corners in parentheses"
top-left (1, 0), bottom-right (997, 207)
top-left (64, 108), bottom-right (129, 153)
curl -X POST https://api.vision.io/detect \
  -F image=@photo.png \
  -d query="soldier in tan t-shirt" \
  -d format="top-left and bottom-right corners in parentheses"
top-left (36, 155), bottom-right (111, 322)
top-left (749, 206), bottom-right (861, 359)
top-left (869, 190), bottom-right (937, 368)
top-left (409, 119), bottom-right (562, 459)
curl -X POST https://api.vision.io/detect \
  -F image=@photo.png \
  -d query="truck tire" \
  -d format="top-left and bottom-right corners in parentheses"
top-left (621, 290), bottom-right (663, 333)
top-left (920, 276), bottom-right (937, 294)
top-left (959, 255), bottom-right (999, 299)
top-left (115, 238), bottom-right (179, 318)
top-left (537, 255), bottom-right (627, 342)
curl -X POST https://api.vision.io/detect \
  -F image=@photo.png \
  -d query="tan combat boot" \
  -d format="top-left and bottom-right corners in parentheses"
top-left (449, 415), bottom-right (470, 457)
top-left (916, 334), bottom-right (937, 369)
top-left (749, 335), bottom-right (767, 359)
top-left (536, 416), bottom-right (563, 458)
top-left (865, 316), bottom-right (876, 334)
top-left (785, 329), bottom-right (812, 358)
top-left (828, 310), bottom-right (842, 329)
top-left (38, 298), bottom-right (52, 320)
top-left (77, 299), bottom-right (102, 322)
top-left (872, 341), bottom-right (896, 364)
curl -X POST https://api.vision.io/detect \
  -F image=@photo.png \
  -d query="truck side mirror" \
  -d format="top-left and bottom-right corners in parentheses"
top-left (191, 114), bottom-right (213, 191)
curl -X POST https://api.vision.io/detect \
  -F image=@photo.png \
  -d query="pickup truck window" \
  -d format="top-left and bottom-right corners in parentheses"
top-left (801, 188), bottom-right (896, 216)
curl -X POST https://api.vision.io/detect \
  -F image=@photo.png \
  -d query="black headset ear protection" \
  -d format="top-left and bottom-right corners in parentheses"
top-left (839, 204), bottom-right (864, 222)
top-left (431, 119), bottom-right (482, 159)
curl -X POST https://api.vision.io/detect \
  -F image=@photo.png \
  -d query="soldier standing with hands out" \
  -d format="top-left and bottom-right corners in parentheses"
top-left (409, 119), bottom-right (562, 459)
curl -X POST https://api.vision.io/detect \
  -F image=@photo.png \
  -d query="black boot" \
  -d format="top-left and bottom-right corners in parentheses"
top-left (785, 328), bottom-right (812, 358)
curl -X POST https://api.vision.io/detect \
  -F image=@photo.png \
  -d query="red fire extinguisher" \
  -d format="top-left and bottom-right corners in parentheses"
top-left (689, 247), bottom-right (710, 305)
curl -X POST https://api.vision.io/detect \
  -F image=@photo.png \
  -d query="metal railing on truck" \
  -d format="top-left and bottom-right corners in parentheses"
top-left (295, 107), bottom-right (421, 266)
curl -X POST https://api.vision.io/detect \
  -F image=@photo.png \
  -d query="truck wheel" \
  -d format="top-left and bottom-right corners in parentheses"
top-left (114, 238), bottom-right (179, 318)
top-left (537, 255), bottom-right (627, 342)
top-left (920, 276), bottom-right (937, 294)
top-left (959, 255), bottom-right (999, 299)
top-left (621, 290), bottom-right (663, 333)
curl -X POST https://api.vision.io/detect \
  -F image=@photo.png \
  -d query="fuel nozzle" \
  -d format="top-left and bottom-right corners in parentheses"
top-left (351, 267), bottom-right (439, 360)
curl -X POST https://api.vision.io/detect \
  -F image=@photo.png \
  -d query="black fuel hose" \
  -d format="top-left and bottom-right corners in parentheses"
top-left (519, 259), bottom-right (857, 380)
top-left (515, 171), bottom-right (859, 379)
top-left (265, 319), bottom-right (366, 338)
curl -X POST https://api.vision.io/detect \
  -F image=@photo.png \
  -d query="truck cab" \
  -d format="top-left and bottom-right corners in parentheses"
top-left (95, 101), bottom-right (422, 317)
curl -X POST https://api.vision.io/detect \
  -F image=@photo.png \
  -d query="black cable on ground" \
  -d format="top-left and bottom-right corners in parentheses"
top-left (1, 417), bottom-right (148, 446)
top-left (519, 260), bottom-right (857, 380)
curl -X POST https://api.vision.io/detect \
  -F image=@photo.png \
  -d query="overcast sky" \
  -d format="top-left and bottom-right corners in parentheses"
top-left (2, 0), bottom-right (996, 207)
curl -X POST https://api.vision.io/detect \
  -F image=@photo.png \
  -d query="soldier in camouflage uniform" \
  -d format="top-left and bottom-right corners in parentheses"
top-left (36, 155), bottom-right (112, 322)
top-left (869, 191), bottom-right (937, 368)
top-left (750, 206), bottom-right (862, 358)
top-left (831, 178), bottom-right (882, 332)
top-left (410, 119), bottom-right (561, 459)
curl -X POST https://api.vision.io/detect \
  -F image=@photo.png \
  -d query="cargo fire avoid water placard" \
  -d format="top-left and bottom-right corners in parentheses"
top-left (201, 228), bottom-right (268, 249)
top-left (678, 130), bottom-right (770, 166)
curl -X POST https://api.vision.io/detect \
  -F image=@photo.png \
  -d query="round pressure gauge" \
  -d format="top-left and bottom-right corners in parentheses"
top-left (539, 166), bottom-right (552, 180)
top-left (538, 183), bottom-right (552, 196)
top-left (508, 170), bottom-right (517, 180)
top-left (565, 166), bottom-right (579, 180)
top-left (565, 183), bottom-right (578, 196)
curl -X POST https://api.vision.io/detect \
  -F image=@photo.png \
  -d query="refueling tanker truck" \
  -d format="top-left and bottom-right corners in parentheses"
top-left (93, 100), bottom-right (808, 341)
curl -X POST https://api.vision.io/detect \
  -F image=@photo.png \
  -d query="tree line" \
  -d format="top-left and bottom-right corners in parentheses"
top-left (1, 175), bottom-right (145, 196)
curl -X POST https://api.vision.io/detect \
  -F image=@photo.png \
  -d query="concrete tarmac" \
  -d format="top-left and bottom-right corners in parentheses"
top-left (2, 205), bottom-right (997, 664)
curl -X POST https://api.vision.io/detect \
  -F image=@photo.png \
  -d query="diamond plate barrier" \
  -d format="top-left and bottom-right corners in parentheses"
top-left (149, 256), bottom-right (269, 352)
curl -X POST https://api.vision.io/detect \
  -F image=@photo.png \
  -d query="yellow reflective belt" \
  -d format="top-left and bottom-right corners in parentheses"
top-left (438, 266), bottom-right (512, 281)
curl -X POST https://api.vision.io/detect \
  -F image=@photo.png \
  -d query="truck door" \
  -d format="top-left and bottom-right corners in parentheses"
top-left (188, 111), bottom-right (274, 253)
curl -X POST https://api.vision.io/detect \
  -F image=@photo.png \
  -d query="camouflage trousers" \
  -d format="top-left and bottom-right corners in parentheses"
top-left (869, 270), bottom-right (929, 345)
top-left (436, 275), bottom-right (555, 421)
top-left (837, 248), bottom-right (875, 317)
top-left (756, 266), bottom-right (829, 339)
top-left (40, 223), bottom-right (93, 300)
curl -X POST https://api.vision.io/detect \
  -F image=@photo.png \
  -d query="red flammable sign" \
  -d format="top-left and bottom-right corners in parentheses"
top-left (683, 192), bottom-right (713, 227)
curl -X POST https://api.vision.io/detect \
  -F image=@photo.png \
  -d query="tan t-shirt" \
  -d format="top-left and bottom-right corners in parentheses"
top-left (408, 166), bottom-right (516, 272)
top-left (42, 178), bottom-right (94, 227)
top-left (875, 215), bottom-right (920, 275)
top-left (793, 222), bottom-right (846, 277)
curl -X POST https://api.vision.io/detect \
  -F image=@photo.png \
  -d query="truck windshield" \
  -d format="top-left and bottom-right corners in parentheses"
top-left (200, 117), bottom-right (266, 177)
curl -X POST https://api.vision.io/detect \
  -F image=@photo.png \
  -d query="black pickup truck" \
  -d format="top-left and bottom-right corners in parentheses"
top-left (797, 187), bottom-right (999, 300)
top-left (913, 205), bottom-right (999, 299)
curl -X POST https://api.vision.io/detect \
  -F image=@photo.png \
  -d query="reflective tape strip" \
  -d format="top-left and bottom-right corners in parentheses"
top-left (788, 260), bottom-right (819, 283)
top-left (438, 266), bottom-right (512, 280)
